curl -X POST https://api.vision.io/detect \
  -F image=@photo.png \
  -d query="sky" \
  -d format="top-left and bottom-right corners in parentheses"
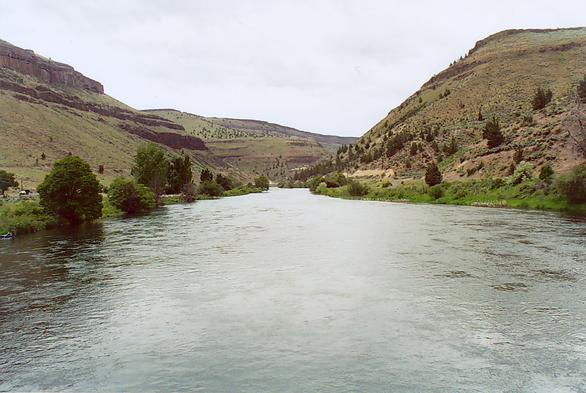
top-left (1, 1), bottom-right (585, 137)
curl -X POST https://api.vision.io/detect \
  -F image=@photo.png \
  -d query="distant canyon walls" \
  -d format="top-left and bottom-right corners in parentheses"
top-left (0, 41), bottom-right (103, 94)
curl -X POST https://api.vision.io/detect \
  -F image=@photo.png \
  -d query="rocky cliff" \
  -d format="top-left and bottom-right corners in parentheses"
top-left (0, 39), bottom-right (103, 93)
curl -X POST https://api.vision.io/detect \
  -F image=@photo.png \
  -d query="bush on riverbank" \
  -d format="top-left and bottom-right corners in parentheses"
top-left (108, 178), bottom-right (156, 214)
top-left (312, 174), bottom-right (586, 214)
top-left (0, 200), bottom-right (57, 235)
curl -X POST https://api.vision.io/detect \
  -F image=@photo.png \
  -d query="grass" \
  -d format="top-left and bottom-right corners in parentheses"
top-left (313, 178), bottom-right (586, 215)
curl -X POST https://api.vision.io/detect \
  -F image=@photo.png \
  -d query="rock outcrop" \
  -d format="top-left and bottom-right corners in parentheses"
top-left (0, 39), bottom-right (103, 93)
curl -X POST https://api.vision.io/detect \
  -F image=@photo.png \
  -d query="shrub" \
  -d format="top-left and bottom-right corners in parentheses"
top-left (216, 173), bottom-right (235, 191)
top-left (167, 155), bottom-right (193, 194)
top-left (539, 164), bottom-right (554, 182)
top-left (254, 175), bottom-right (270, 191)
top-left (578, 75), bottom-right (586, 103)
top-left (442, 136), bottom-right (458, 155)
top-left (324, 172), bottom-right (347, 188)
top-left (0, 200), bottom-right (56, 235)
top-left (483, 117), bottom-right (504, 148)
top-left (512, 148), bottom-right (524, 164)
top-left (108, 178), bottom-right (155, 214)
top-left (509, 162), bottom-right (533, 185)
top-left (556, 164), bottom-right (586, 204)
top-left (532, 87), bottom-right (553, 110)
top-left (0, 170), bottom-right (18, 195)
top-left (200, 168), bottom-right (214, 182)
top-left (428, 184), bottom-right (444, 199)
top-left (198, 181), bottom-right (224, 197)
top-left (425, 163), bottom-right (442, 186)
top-left (38, 156), bottom-right (102, 225)
top-left (347, 180), bottom-right (368, 196)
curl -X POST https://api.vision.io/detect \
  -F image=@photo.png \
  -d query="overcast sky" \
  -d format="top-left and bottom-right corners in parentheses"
top-left (1, 1), bottom-right (585, 136)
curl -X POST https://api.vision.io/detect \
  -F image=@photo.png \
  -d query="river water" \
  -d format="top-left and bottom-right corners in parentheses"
top-left (1, 189), bottom-right (585, 392)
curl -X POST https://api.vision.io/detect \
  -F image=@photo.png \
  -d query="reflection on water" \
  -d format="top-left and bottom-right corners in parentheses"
top-left (1, 189), bottom-right (585, 392)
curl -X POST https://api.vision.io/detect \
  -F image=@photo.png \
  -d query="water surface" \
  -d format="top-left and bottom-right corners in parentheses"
top-left (1, 189), bottom-right (585, 392)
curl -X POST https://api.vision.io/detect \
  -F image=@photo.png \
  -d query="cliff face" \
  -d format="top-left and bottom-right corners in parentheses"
top-left (0, 39), bottom-right (103, 93)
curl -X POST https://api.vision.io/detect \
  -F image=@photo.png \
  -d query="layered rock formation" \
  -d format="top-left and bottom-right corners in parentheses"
top-left (0, 39), bottom-right (103, 93)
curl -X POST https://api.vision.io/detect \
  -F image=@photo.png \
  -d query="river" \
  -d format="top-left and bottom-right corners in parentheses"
top-left (1, 189), bottom-right (585, 392)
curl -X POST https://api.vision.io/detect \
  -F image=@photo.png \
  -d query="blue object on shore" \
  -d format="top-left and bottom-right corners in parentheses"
top-left (1, 233), bottom-right (14, 239)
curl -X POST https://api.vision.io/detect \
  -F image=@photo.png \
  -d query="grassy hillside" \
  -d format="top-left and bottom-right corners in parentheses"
top-left (146, 110), bottom-right (356, 180)
top-left (0, 39), bottom-right (353, 186)
top-left (332, 28), bottom-right (586, 182)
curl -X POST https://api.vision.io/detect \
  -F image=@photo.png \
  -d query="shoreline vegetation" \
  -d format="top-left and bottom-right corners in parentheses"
top-left (280, 165), bottom-right (586, 216)
top-left (0, 144), bottom-right (270, 237)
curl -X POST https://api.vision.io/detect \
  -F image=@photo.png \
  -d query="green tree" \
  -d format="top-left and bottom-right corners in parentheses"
top-left (37, 156), bottom-right (102, 225)
top-left (254, 175), bottom-right (270, 191)
top-left (0, 170), bottom-right (18, 195)
top-left (108, 178), bottom-right (155, 214)
top-left (578, 75), bottom-right (586, 103)
top-left (425, 163), bottom-right (442, 186)
top-left (483, 116), bottom-right (504, 148)
top-left (200, 168), bottom-right (214, 182)
top-left (167, 155), bottom-right (193, 194)
top-left (131, 143), bottom-right (169, 203)
top-left (532, 87), bottom-right (553, 110)
top-left (198, 181), bottom-right (224, 197)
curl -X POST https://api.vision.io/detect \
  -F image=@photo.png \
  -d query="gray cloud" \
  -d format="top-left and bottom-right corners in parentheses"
top-left (1, 0), bottom-right (585, 136)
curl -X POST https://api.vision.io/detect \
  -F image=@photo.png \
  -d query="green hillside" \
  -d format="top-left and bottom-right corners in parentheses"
top-left (331, 28), bottom-right (586, 182)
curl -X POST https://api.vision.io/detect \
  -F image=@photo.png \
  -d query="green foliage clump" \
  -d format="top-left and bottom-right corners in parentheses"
top-left (108, 178), bottom-right (155, 214)
top-left (425, 163), bottom-right (442, 186)
top-left (198, 181), bottom-right (224, 197)
top-left (132, 144), bottom-right (169, 201)
top-left (254, 175), bottom-right (270, 191)
top-left (0, 200), bottom-right (56, 235)
top-left (167, 155), bottom-right (193, 194)
top-left (539, 164), bottom-right (554, 182)
top-left (0, 170), bottom-right (18, 195)
top-left (556, 164), bottom-right (586, 204)
top-left (578, 75), bottom-right (586, 103)
top-left (347, 179), bottom-right (368, 196)
top-left (216, 173), bottom-right (235, 191)
top-left (483, 117), bottom-right (504, 148)
top-left (323, 172), bottom-right (347, 188)
top-left (38, 156), bottom-right (102, 225)
top-left (200, 168), bottom-right (214, 182)
top-left (508, 163), bottom-right (533, 185)
top-left (428, 184), bottom-right (444, 199)
top-left (532, 87), bottom-right (553, 110)
top-left (442, 136), bottom-right (458, 156)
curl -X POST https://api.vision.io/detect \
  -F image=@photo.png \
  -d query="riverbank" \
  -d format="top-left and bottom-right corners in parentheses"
top-left (1, 186), bottom-right (267, 237)
top-left (311, 178), bottom-right (586, 215)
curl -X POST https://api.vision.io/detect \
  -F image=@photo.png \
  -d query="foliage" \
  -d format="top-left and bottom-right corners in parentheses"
top-left (428, 184), bottom-right (444, 199)
top-left (556, 164), bottom-right (586, 204)
top-left (508, 162), bottom-right (533, 185)
top-left (323, 172), bottom-right (347, 188)
top-left (347, 179), bottom-right (368, 196)
top-left (532, 87), bottom-right (553, 110)
top-left (200, 168), bottom-right (214, 182)
top-left (512, 147), bottom-right (524, 164)
top-left (0, 200), bottom-right (57, 235)
top-left (483, 116), bottom-right (504, 148)
top-left (254, 175), bottom-right (270, 191)
top-left (0, 170), bottom-right (18, 195)
top-left (198, 181), bottom-right (224, 197)
top-left (37, 156), bottom-right (102, 225)
top-left (216, 173), bottom-right (235, 191)
top-left (425, 163), bottom-right (442, 186)
top-left (107, 177), bottom-right (156, 214)
top-left (539, 164), bottom-right (554, 182)
top-left (442, 136), bottom-right (458, 156)
top-left (578, 75), bottom-right (586, 103)
top-left (131, 143), bottom-right (169, 201)
top-left (167, 155), bottom-right (193, 194)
